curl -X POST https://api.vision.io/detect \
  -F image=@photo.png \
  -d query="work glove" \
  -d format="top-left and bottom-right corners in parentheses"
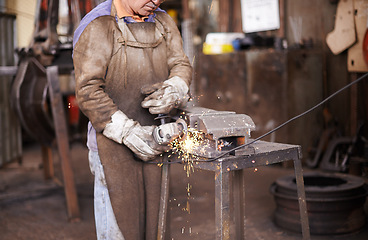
top-left (141, 76), bottom-right (189, 114)
top-left (103, 110), bottom-right (169, 161)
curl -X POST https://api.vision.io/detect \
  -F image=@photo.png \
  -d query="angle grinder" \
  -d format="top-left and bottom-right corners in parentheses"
top-left (153, 118), bottom-right (187, 145)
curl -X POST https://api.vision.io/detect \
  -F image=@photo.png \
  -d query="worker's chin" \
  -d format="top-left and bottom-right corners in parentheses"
top-left (138, 6), bottom-right (156, 16)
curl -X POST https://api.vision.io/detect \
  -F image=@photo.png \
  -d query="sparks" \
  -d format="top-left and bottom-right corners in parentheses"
top-left (182, 200), bottom-right (191, 214)
top-left (169, 127), bottom-right (207, 176)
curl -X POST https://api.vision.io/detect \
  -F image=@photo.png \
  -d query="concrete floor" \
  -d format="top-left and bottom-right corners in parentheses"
top-left (0, 142), bottom-right (368, 240)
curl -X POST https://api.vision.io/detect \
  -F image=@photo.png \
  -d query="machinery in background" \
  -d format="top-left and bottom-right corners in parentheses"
top-left (11, 0), bottom-right (98, 145)
top-left (9, 0), bottom-right (101, 221)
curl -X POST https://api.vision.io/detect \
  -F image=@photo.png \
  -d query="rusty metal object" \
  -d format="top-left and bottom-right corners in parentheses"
top-left (180, 140), bottom-right (310, 240)
top-left (166, 108), bottom-right (310, 239)
top-left (157, 155), bottom-right (169, 240)
top-left (47, 66), bottom-right (80, 220)
top-left (179, 107), bottom-right (256, 158)
top-left (157, 115), bottom-right (170, 240)
top-left (271, 172), bottom-right (367, 235)
top-left (11, 57), bottom-right (54, 145)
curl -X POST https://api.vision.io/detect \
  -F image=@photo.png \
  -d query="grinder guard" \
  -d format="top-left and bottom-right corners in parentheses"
top-left (153, 118), bottom-right (188, 145)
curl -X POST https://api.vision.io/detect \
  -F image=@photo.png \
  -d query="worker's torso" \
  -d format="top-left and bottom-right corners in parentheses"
top-left (105, 15), bottom-right (168, 125)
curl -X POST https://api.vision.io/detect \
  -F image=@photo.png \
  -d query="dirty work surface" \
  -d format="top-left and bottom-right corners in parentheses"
top-left (1, 142), bottom-right (368, 239)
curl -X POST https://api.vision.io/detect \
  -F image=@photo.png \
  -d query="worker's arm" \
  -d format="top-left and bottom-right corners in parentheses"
top-left (73, 16), bottom-right (117, 133)
top-left (159, 12), bottom-right (192, 86)
top-left (141, 12), bottom-right (192, 114)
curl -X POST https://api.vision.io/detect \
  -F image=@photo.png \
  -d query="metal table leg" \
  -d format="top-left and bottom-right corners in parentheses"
top-left (215, 162), bottom-right (231, 240)
top-left (233, 169), bottom-right (246, 239)
top-left (293, 158), bottom-right (311, 240)
top-left (47, 66), bottom-right (80, 221)
top-left (192, 141), bottom-right (310, 239)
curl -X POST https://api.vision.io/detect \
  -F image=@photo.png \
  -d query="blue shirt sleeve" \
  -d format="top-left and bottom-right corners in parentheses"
top-left (73, 0), bottom-right (113, 48)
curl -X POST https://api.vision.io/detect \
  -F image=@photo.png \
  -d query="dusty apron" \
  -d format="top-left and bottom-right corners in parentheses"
top-left (96, 17), bottom-right (168, 240)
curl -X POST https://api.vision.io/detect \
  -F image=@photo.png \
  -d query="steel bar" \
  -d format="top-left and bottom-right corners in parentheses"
top-left (157, 115), bottom-right (170, 240)
top-left (46, 66), bottom-right (80, 221)
top-left (215, 163), bottom-right (231, 240)
top-left (293, 156), bottom-right (311, 240)
top-left (232, 170), bottom-right (246, 239)
top-left (157, 155), bottom-right (170, 240)
top-left (0, 66), bottom-right (18, 76)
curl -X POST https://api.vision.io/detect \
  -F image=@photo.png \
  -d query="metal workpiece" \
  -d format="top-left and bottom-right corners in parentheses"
top-left (179, 107), bottom-right (256, 158)
top-left (180, 141), bottom-right (310, 240)
top-left (181, 107), bottom-right (256, 135)
top-left (0, 66), bottom-right (18, 76)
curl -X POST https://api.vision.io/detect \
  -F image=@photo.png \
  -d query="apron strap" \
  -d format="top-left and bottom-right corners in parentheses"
top-left (117, 36), bottom-right (164, 49)
top-left (116, 14), bottom-right (167, 88)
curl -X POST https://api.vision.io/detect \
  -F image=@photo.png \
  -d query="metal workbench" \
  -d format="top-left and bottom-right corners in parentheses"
top-left (192, 140), bottom-right (310, 240)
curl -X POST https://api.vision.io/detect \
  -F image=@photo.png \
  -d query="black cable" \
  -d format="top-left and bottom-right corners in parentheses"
top-left (153, 72), bottom-right (368, 165)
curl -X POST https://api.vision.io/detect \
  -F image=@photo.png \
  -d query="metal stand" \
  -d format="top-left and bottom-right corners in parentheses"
top-left (193, 141), bottom-right (310, 240)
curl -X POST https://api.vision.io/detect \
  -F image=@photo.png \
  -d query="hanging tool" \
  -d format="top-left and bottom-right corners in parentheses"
top-left (326, 0), bottom-right (356, 55)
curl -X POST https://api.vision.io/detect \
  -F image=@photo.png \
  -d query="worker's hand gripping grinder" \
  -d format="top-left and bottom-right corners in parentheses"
top-left (141, 78), bottom-right (189, 145)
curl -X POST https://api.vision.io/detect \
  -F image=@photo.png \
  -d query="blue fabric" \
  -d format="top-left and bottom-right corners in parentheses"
top-left (73, 0), bottom-right (113, 48)
top-left (87, 121), bottom-right (98, 152)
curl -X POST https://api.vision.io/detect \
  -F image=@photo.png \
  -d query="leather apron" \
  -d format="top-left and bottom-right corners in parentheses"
top-left (96, 17), bottom-right (168, 240)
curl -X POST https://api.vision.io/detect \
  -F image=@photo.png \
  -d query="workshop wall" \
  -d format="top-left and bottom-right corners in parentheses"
top-left (286, 0), bottom-right (352, 140)
top-left (192, 0), bottom-right (359, 161)
top-left (195, 49), bottom-right (324, 160)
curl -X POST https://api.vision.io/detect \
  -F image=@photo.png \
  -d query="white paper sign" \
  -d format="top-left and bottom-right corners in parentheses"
top-left (241, 0), bottom-right (280, 33)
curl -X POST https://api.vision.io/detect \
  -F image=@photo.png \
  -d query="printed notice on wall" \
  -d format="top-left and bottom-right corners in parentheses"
top-left (241, 0), bottom-right (280, 33)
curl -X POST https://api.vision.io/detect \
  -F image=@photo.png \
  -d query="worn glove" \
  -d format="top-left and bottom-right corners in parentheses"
top-left (103, 111), bottom-right (169, 161)
top-left (141, 76), bottom-right (189, 114)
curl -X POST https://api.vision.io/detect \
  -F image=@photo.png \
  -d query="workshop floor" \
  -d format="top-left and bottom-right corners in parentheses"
top-left (1, 142), bottom-right (368, 240)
